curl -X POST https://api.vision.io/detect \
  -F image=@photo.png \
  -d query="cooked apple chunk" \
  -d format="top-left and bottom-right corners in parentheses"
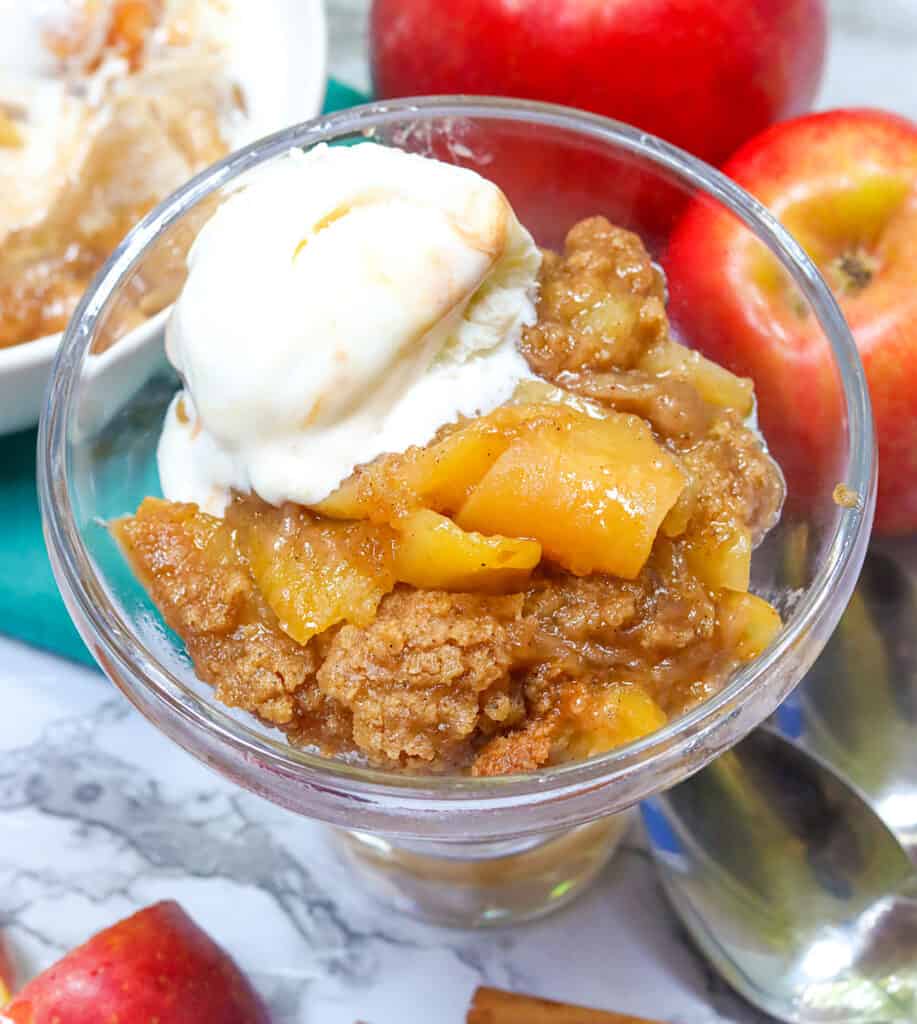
top-left (314, 417), bottom-right (513, 523)
top-left (556, 683), bottom-right (668, 762)
top-left (456, 408), bottom-right (685, 578)
top-left (394, 509), bottom-right (541, 592)
top-left (228, 499), bottom-right (397, 645)
top-left (717, 590), bottom-right (782, 660)
top-left (685, 523), bottom-right (752, 591)
top-left (639, 339), bottom-right (755, 416)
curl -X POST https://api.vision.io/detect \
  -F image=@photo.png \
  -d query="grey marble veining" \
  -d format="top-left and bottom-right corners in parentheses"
top-left (0, 637), bottom-right (773, 1023)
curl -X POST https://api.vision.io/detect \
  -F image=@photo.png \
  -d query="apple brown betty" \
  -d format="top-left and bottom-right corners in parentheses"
top-left (115, 217), bottom-right (785, 776)
top-left (0, 1), bottom-right (232, 349)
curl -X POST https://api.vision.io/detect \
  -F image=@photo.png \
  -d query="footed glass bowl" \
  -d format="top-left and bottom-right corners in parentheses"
top-left (39, 98), bottom-right (875, 927)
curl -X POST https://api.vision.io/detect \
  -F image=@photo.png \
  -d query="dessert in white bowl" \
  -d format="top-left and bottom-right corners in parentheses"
top-left (0, 0), bottom-right (326, 434)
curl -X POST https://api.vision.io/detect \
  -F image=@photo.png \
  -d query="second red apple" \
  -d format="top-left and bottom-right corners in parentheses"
top-left (666, 109), bottom-right (917, 534)
top-left (371, 0), bottom-right (827, 167)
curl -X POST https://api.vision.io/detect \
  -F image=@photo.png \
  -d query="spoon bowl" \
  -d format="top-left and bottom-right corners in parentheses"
top-left (644, 727), bottom-right (917, 1023)
top-left (776, 538), bottom-right (917, 863)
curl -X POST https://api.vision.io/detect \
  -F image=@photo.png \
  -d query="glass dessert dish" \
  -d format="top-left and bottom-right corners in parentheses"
top-left (40, 98), bottom-right (875, 927)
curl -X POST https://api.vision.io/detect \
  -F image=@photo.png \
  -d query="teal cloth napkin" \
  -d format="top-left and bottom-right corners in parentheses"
top-left (0, 78), bottom-right (369, 668)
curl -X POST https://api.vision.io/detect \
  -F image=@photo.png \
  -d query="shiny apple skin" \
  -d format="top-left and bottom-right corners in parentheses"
top-left (370, 0), bottom-right (827, 167)
top-left (2, 901), bottom-right (270, 1024)
top-left (666, 109), bottom-right (917, 534)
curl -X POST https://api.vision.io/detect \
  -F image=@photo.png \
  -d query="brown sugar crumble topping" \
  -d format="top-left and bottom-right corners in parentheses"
top-left (114, 217), bottom-right (785, 776)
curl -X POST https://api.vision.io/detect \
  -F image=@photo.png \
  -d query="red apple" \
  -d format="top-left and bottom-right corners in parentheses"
top-left (370, 0), bottom-right (827, 168)
top-left (1, 901), bottom-right (270, 1024)
top-left (666, 109), bottom-right (917, 534)
top-left (0, 931), bottom-right (15, 1005)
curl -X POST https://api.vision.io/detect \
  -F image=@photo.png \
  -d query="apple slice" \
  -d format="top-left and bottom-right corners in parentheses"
top-left (685, 524), bottom-right (752, 592)
top-left (314, 415), bottom-right (514, 523)
top-left (638, 339), bottom-right (754, 417)
top-left (394, 508), bottom-right (541, 591)
top-left (1, 901), bottom-right (269, 1024)
top-left (456, 408), bottom-right (685, 578)
top-left (231, 498), bottom-right (397, 644)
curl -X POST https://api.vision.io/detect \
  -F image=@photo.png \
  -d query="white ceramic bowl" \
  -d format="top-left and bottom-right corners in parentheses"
top-left (0, 0), bottom-right (327, 436)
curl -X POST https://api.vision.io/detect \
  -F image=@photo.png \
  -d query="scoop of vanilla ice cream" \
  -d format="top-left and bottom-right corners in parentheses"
top-left (159, 143), bottom-right (541, 512)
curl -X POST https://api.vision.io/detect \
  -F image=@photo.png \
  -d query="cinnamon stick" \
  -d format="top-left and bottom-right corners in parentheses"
top-left (467, 987), bottom-right (665, 1024)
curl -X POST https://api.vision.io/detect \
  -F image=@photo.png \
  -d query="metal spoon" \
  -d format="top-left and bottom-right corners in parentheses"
top-left (643, 727), bottom-right (917, 1024)
top-left (774, 537), bottom-right (917, 862)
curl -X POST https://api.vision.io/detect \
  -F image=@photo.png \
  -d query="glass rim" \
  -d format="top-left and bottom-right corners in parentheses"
top-left (38, 96), bottom-right (877, 809)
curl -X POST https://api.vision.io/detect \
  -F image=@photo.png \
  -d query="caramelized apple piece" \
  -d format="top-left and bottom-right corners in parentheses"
top-left (661, 476), bottom-right (698, 538)
top-left (509, 378), bottom-right (610, 419)
top-left (456, 408), bottom-right (685, 578)
top-left (316, 401), bottom-right (593, 524)
top-left (639, 339), bottom-right (754, 416)
top-left (311, 472), bottom-right (373, 521)
top-left (229, 499), bottom-right (397, 645)
top-left (319, 396), bottom-right (687, 580)
top-left (717, 590), bottom-right (782, 659)
top-left (315, 419), bottom-right (513, 522)
top-left (413, 424), bottom-right (515, 513)
top-left (394, 509), bottom-right (541, 592)
top-left (685, 524), bottom-right (752, 591)
top-left (555, 683), bottom-right (667, 762)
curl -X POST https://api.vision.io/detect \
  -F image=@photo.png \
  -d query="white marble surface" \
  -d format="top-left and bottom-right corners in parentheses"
top-left (0, 635), bottom-right (770, 1023)
top-left (2, 3), bottom-right (915, 1022)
